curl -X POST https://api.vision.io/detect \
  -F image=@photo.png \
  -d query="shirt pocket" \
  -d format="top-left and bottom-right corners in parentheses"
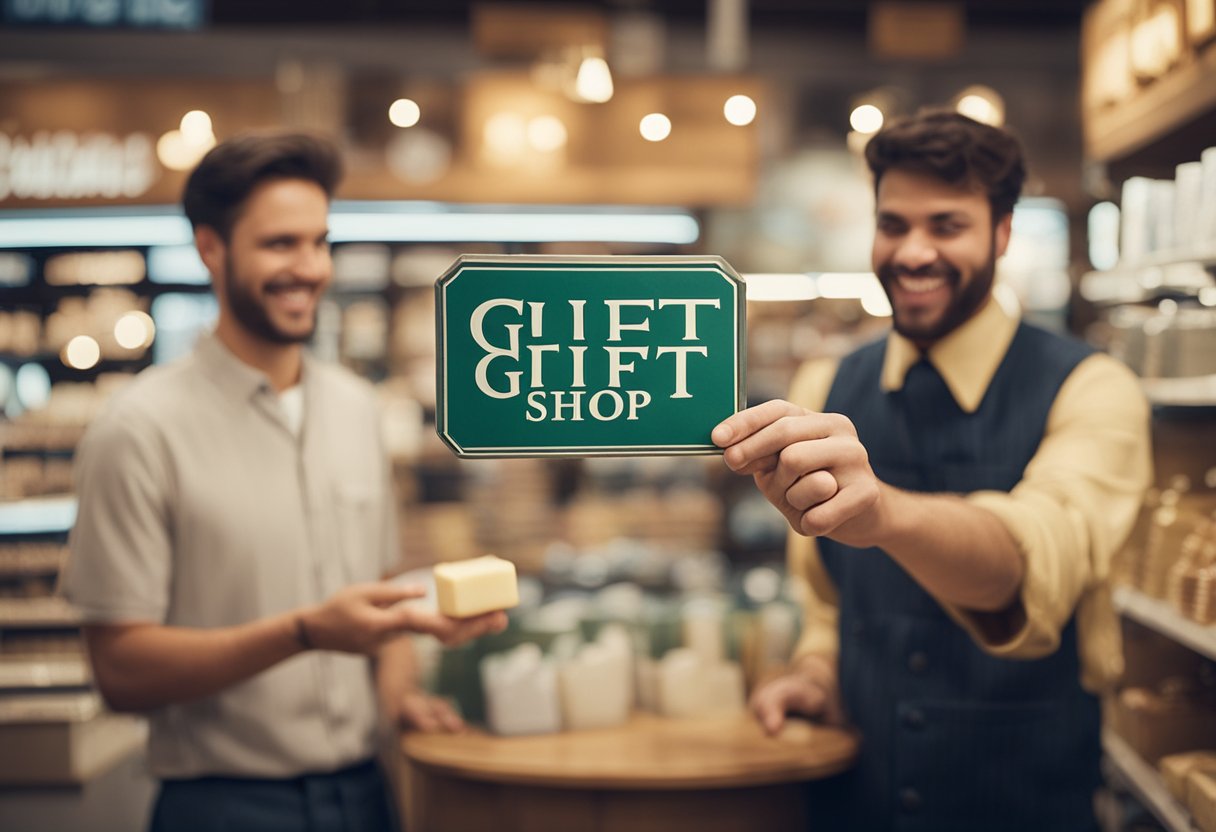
top-left (333, 482), bottom-right (383, 584)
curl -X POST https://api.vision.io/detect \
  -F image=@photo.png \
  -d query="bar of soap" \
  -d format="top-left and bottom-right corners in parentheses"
top-left (434, 555), bottom-right (519, 618)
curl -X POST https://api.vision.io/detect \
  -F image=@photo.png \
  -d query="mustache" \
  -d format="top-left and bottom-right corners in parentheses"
top-left (263, 280), bottom-right (318, 292)
top-left (878, 262), bottom-right (959, 282)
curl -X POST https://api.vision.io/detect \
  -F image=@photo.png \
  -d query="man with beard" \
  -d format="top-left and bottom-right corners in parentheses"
top-left (61, 132), bottom-right (507, 832)
top-left (714, 110), bottom-right (1151, 830)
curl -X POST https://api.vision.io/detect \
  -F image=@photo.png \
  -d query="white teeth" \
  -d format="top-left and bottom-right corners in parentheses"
top-left (896, 275), bottom-right (947, 294)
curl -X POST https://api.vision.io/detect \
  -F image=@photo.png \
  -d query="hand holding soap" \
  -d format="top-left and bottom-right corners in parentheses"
top-left (434, 555), bottom-right (520, 618)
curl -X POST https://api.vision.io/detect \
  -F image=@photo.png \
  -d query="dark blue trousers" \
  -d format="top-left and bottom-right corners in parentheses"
top-left (149, 759), bottom-right (397, 832)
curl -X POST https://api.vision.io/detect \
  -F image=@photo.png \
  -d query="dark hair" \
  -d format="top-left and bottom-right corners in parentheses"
top-left (864, 108), bottom-right (1026, 220)
top-left (182, 131), bottom-right (343, 239)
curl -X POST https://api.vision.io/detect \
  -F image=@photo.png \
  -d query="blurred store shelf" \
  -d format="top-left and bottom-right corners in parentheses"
top-left (1113, 586), bottom-right (1216, 663)
top-left (1103, 729), bottom-right (1200, 832)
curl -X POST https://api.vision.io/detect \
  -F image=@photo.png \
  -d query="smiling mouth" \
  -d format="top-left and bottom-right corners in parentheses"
top-left (265, 283), bottom-right (317, 312)
top-left (895, 275), bottom-right (949, 294)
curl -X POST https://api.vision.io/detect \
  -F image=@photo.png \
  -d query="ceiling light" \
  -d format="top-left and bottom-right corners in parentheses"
top-left (63, 335), bottom-right (100, 370)
top-left (327, 207), bottom-right (699, 244)
top-left (0, 204), bottom-right (701, 247)
top-left (527, 116), bottom-right (568, 152)
top-left (157, 130), bottom-right (199, 171)
top-left (723, 94), bottom-right (757, 126)
top-left (114, 311), bottom-right (156, 349)
top-left (483, 113), bottom-right (528, 164)
top-left (817, 272), bottom-right (881, 299)
top-left (639, 113), bottom-right (672, 142)
top-left (849, 104), bottom-right (884, 134)
top-left (179, 110), bottom-right (213, 141)
top-left (860, 288), bottom-right (892, 317)
top-left (742, 273), bottom-right (818, 301)
top-left (389, 98), bottom-right (421, 128)
top-left (575, 56), bottom-right (614, 103)
top-left (954, 85), bottom-right (1005, 126)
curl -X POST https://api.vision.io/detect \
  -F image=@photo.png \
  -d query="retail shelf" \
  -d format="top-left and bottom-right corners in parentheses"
top-left (1103, 730), bottom-right (1199, 832)
top-left (1079, 251), bottom-right (1216, 305)
top-left (0, 495), bottom-right (77, 536)
top-left (1112, 586), bottom-right (1216, 662)
top-left (0, 658), bottom-right (89, 690)
top-left (0, 546), bottom-right (66, 577)
top-left (1140, 374), bottom-right (1216, 407)
top-left (1084, 41), bottom-right (1216, 163)
top-left (0, 710), bottom-right (147, 785)
top-left (0, 597), bottom-right (83, 629)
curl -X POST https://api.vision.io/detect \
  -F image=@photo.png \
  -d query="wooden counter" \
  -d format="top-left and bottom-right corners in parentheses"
top-left (398, 712), bottom-right (858, 831)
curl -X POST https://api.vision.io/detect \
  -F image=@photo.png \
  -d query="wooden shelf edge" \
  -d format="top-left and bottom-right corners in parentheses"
top-left (1102, 729), bottom-right (1199, 832)
top-left (0, 715), bottom-right (146, 786)
top-left (1085, 44), bottom-right (1216, 163)
top-left (1112, 586), bottom-right (1216, 662)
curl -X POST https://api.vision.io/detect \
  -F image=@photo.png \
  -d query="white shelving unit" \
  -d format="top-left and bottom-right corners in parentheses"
top-left (1112, 586), bottom-right (1216, 662)
top-left (1103, 730), bottom-right (1200, 832)
top-left (1107, 587), bottom-right (1216, 831)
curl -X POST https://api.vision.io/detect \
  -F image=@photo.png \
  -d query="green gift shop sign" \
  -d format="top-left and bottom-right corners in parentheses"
top-left (435, 255), bottom-right (746, 458)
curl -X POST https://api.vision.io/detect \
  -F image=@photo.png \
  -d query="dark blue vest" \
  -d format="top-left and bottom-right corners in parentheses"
top-left (809, 322), bottom-right (1101, 832)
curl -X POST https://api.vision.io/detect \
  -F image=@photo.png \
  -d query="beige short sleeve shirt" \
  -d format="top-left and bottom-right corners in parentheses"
top-left (61, 334), bottom-right (400, 779)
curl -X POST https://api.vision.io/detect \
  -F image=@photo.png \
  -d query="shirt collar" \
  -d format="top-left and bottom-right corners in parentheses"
top-left (879, 295), bottom-right (1019, 413)
top-left (195, 332), bottom-right (272, 402)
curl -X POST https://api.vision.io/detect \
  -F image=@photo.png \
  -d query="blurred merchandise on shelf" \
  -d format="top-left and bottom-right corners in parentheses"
top-left (1118, 471), bottom-right (1216, 627)
top-left (1192, 768), bottom-right (1216, 832)
top-left (0, 495), bottom-right (147, 786)
top-left (1110, 680), bottom-right (1216, 765)
top-left (408, 553), bottom-right (800, 734)
top-left (1159, 749), bottom-right (1216, 803)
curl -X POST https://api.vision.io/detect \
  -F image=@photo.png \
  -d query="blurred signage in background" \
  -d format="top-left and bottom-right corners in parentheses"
top-left (0, 132), bottom-right (158, 201)
top-left (436, 255), bottom-right (746, 458)
top-left (2, 0), bottom-right (206, 29)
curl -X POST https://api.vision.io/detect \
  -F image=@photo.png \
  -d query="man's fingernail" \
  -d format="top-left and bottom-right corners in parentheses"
top-left (711, 424), bottom-right (731, 445)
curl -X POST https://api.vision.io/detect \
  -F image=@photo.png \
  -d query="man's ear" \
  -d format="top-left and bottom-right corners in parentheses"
top-left (195, 226), bottom-right (225, 282)
top-left (993, 212), bottom-right (1013, 259)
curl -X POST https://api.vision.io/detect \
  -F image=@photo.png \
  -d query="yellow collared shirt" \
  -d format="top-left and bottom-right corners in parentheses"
top-left (787, 298), bottom-right (1152, 692)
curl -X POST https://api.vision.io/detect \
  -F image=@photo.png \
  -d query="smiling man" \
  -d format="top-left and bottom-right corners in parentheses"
top-left (61, 132), bottom-right (506, 832)
top-left (714, 110), bottom-right (1151, 831)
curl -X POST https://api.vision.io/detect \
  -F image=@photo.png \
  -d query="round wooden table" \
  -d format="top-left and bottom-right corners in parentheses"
top-left (398, 712), bottom-right (858, 832)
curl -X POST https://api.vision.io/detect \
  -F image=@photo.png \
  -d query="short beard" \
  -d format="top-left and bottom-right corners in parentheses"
top-left (223, 252), bottom-right (316, 345)
top-left (878, 244), bottom-right (996, 345)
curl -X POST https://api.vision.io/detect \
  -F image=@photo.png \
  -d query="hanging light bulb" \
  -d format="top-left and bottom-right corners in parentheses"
top-left (639, 113), bottom-right (672, 142)
top-left (388, 98), bottom-right (422, 128)
top-left (954, 85), bottom-right (1005, 126)
top-left (575, 55), bottom-right (614, 103)
top-left (723, 94), bottom-right (757, 126)
top-left (849, 104), bottom-right (884, 134)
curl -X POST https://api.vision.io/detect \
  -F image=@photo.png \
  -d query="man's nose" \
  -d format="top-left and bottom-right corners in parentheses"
top-left (293, 245), bottom-right (331, 282)
top-left (892, 229), bottom-right (938, 271)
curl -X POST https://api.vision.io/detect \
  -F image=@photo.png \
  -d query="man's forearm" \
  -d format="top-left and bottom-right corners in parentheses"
top-left (375, 635), bottom-right (417, 722)
top-left (870, 484), bottom-right (1024, 612)
top-left (83, 612), bottom-right (305, 712)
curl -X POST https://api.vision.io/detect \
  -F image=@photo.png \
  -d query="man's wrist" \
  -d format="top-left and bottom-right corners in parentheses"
top-left (293, 611), bottom-right (315, 651)
top-left (791, 652), bottom-right (845, 726)
top-left (866, 481), bottom-right (907, 550)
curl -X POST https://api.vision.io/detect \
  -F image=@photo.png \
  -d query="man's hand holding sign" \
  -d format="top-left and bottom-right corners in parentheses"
top-left (436, 255), bottom-right (745, 457)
